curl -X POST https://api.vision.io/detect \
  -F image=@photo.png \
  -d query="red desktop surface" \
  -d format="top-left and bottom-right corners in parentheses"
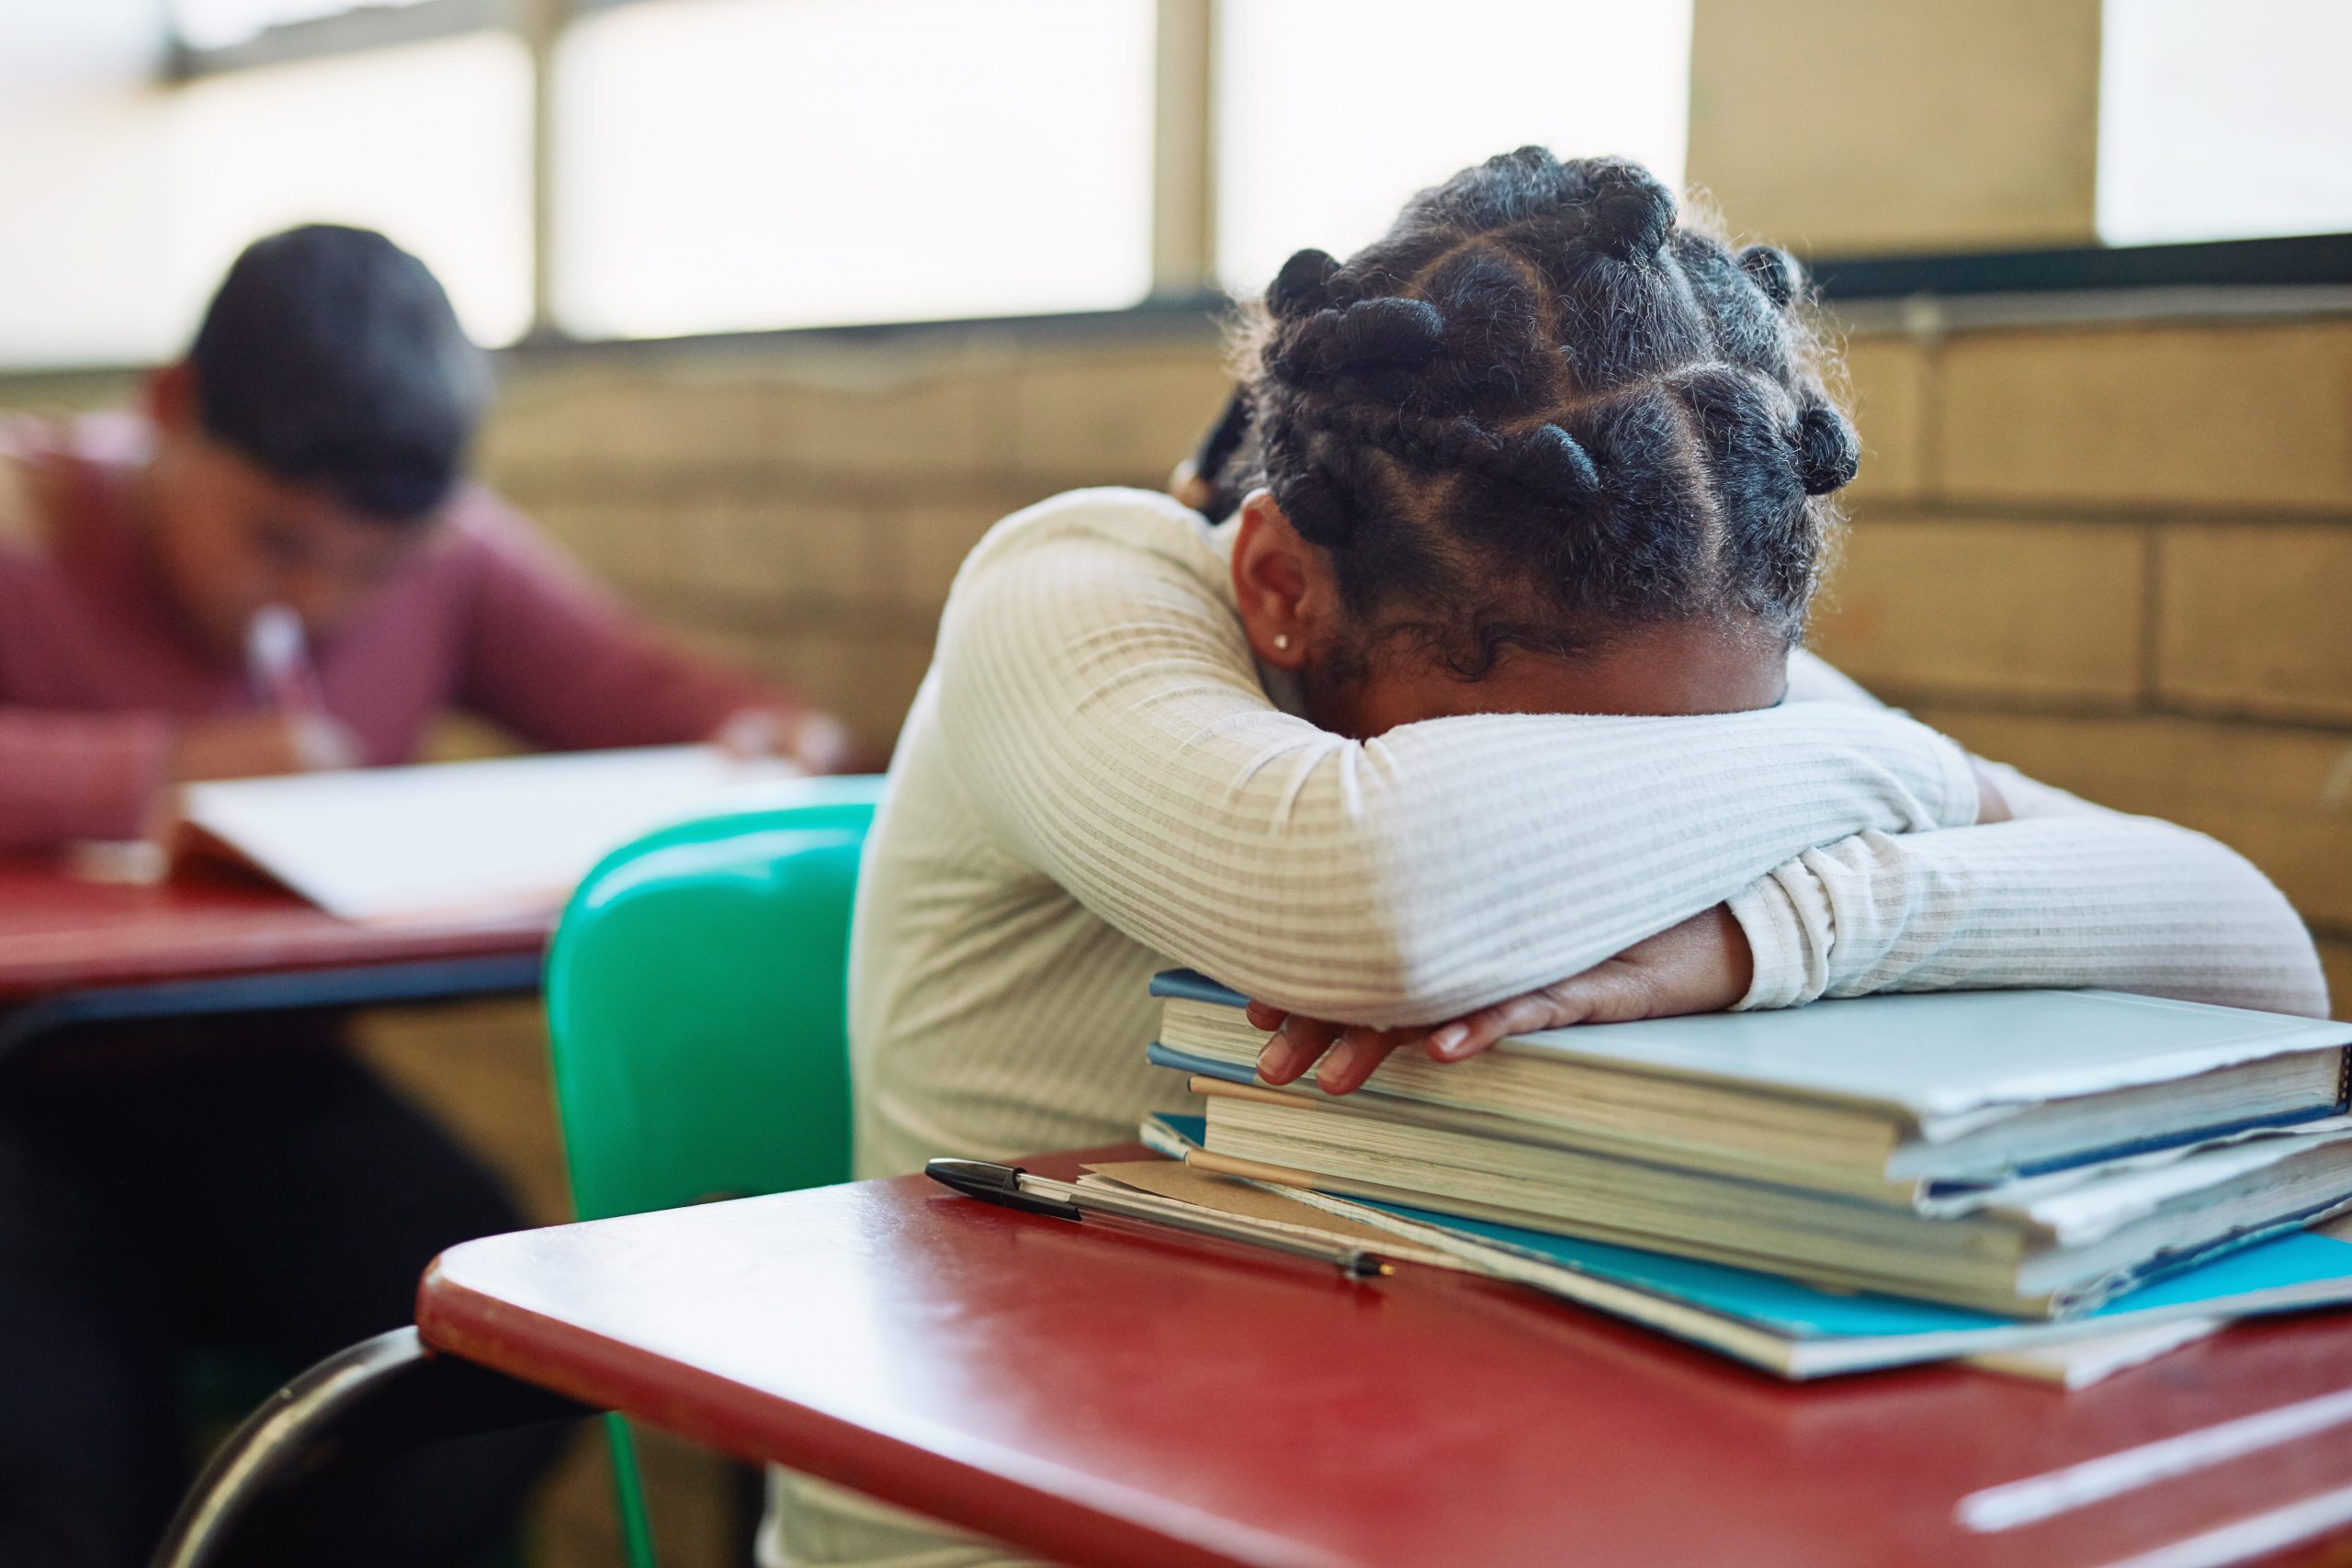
top-left (421, 1145), bottom-right (2352, 1568)
top-left (0, 854), bottom-right (547, 1004)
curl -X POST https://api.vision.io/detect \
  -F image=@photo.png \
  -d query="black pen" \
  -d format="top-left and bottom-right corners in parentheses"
top-left (925, 1157), bottom-right (1392, 1280)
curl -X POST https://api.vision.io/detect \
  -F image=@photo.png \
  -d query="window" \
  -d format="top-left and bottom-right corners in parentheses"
top-left (166, 33), bottom-right (534, 345)
top-left (1214, 0), bottom-right (1694, 294)
top-left (2098, 0), bottom-right (2352, 245)
top-left (0, 26), bottom-right (529, 367)
top-left (551, 0), bottom-right (1158, 339)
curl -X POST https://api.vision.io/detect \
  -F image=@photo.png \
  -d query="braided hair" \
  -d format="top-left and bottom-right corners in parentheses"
top-left (1231, 147), bottom-right (1858, 679)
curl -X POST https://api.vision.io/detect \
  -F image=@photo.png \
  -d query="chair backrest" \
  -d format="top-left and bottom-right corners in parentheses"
top-left (544, 774), bottom-right (887, 1222)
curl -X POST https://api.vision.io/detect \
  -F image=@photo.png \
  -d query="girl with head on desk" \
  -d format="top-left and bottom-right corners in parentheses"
top-left (773, 147), bottom-right (2328, 1567)
top-left (0, 226), bottom-right (854, 1568)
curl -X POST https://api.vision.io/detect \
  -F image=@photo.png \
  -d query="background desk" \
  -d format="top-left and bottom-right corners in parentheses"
top-left (0, 855), bottom-right (547, 1061)
top-left (420, 1145), bottom-right (2352, 1568)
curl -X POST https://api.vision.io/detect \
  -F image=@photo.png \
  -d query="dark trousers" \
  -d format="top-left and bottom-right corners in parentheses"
top-left (0, 1016), bottom-right (568, 1568)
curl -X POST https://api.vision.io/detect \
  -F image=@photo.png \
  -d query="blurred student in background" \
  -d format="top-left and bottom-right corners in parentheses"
top-left (0, 224), bottom-right (852, 1568)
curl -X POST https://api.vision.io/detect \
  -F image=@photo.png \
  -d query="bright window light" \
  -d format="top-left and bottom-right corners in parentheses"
top-left (2099, 0), bottom-right (2352, 245)
top-left (166, 32), bottom-right (534, 345)
top-left (171, 0), bottom-right (435, 52)
top-left (552, 0), bottom-right (1158, 339)
top-left (0, 30), bottom-right (532, 368)
top-left (1216, 0), bottom-right (1694, 296)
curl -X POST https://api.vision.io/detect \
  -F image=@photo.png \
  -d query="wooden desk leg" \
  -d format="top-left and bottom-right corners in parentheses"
top-left (150, 1325), bottom-right (599, 1568)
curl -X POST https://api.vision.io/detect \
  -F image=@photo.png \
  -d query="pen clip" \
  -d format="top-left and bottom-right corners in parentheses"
top-left (926, 1158), bottom-right (1081, 1220)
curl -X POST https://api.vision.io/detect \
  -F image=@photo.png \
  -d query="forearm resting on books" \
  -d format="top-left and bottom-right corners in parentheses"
top-left (1253, 905), bottom-right (1756, 1095)
top-left (1729, 816), bottom-right (2329, 1018)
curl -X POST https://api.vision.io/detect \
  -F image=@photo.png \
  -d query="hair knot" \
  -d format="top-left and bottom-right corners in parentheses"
top-left (1587, 161), bottom-right (1675, 263)
top-left (1335, 297), bottom-right (1445, 367)
top-left (1267, 248), bottom-right (1341, 321)
top-left (1792, 402), bottom-right (1860, 495)
top-left (1272, 464), bottom-right (1358, 548)
top-left (1737, 245), bottom-right (1802, 310)
top-left (1279, 297), bottom-right (1446, 385)
top-left (1500, 423), bottom-right (1600, 500)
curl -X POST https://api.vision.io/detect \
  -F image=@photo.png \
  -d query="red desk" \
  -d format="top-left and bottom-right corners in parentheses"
top-left (420, 1146), bottom-right (2352, 1568)
top-left (0, 855), bottom-right (547, 1057)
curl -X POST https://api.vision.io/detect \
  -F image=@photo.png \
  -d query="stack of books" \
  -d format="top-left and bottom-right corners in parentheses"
top-left (1137, 972), bottom-right (2352, 1374)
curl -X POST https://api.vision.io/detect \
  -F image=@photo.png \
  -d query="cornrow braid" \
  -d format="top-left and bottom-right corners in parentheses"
top-left (1232, 146), bottom-right (1860, 677)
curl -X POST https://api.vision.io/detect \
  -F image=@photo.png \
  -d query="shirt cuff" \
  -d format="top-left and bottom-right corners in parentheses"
top-left (1727, 870), bottom-right (1819, 1011)
top-left (1936, 732), bottom-right (1983, 829)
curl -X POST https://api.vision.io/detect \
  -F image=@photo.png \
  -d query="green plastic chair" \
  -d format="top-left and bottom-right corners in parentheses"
top-left (544, 773), bottom-right (888, 1568)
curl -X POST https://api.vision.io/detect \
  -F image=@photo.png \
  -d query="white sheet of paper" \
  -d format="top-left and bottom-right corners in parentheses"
top-left (178, 745), bottom-right (796, 922)
top-left (1964, 1317), bottom-right (2222, 1389)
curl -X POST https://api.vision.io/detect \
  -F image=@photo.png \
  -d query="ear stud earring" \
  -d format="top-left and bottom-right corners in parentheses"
top-left (1274, 634), bottom-right (1291, 651)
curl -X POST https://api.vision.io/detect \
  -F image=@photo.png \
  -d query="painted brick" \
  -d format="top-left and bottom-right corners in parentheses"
top-left (1937, 321), bottom-right (2352, 511)
top-left (767, 367), bottom-right (1003, 479)
top-left (474, 377), bottom-right (596, 482)
top-left (1838, 333), bottom-right (1931, 502)
top-left (1907, 707), bottom-right (2352, 931)
top-left (669, 502), bottom-right (798, 605)
top-left (526, 499), bottom-right (680, 594)
top-left (1007, 345), bottom-right (1233, 485)
top-left (487, 367), bottom-right (774, 477)
top-left (773, 502), bottom-right (887, 604)
top-left (1811, 518), bottom-right (2144, 704)
top-left (2156, 524), bottom-right (2352, 724)
top-left (874, 500), bottom-right (1020, 609)
top-left (479, 370), bottom-right (662, 479)
top-left (602, 373), bottom-right (772, 468)
top-left (719, 629), bottom-right (935, 746)
top-left (835, 632), bottom-right (939, 746)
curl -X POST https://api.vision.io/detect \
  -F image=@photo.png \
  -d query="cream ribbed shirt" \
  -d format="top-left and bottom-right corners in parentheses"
top-left (846, 487), bottom-right (2328, 1179)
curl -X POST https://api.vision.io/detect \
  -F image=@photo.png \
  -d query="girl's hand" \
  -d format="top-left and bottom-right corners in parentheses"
top-left (1246, 904), bottom-right (1755, 1096)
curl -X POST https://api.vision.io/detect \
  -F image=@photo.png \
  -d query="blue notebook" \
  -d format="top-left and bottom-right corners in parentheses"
top-left (1139, 1111), bottom-right (2352, 1378)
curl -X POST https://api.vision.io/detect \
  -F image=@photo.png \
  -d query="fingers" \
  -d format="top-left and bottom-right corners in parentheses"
top-left (1531, 964), bottom-right (1667, 1028)
top-left (1244, 999), bottom-right (1287, 1032)
top-left (1422, 969), bottom-right (1657, 1063)
top-left (1254, 1015), bottom-right (1409, 1095)
top-left (1314, 1028), bottom-right (1407, 1096)
top-left (1257, 1015), bottom-right (1340, 1084)
top-left (1424, 991), bottom-right (1578, 1064)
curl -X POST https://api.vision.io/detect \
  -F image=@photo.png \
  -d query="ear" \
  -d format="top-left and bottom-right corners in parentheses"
top-left (1230, 490), bottom-right (1335, 670)
top-left (147, 361), bottom-right (198, 434)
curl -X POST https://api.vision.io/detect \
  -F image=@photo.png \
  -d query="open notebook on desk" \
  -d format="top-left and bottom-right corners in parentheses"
top-left (177, 745), bottom-right (796, 923)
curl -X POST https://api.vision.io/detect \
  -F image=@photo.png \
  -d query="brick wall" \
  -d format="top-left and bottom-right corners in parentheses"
top-left (474, 320), bottom-right (1237, 757)
top-left (1811, 313), bottom-right (2352, 1015)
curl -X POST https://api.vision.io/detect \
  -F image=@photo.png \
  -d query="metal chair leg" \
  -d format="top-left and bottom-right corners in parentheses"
top-left (151, 1325), bottom-right (597, 1568)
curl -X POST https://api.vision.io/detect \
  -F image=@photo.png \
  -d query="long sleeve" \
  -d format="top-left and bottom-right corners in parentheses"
top-left (453, 502), bottom-right (798, 751)
top-left (0, 707), bottom-right (175, 851)
top-left (1727, 707), bottom-right (2330, 1019)
top-left (933, 491), bottom-right (1982, 1027)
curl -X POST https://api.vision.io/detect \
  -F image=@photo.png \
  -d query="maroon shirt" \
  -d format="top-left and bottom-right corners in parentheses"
top-left (0, 414), bottom-right (788, 852)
